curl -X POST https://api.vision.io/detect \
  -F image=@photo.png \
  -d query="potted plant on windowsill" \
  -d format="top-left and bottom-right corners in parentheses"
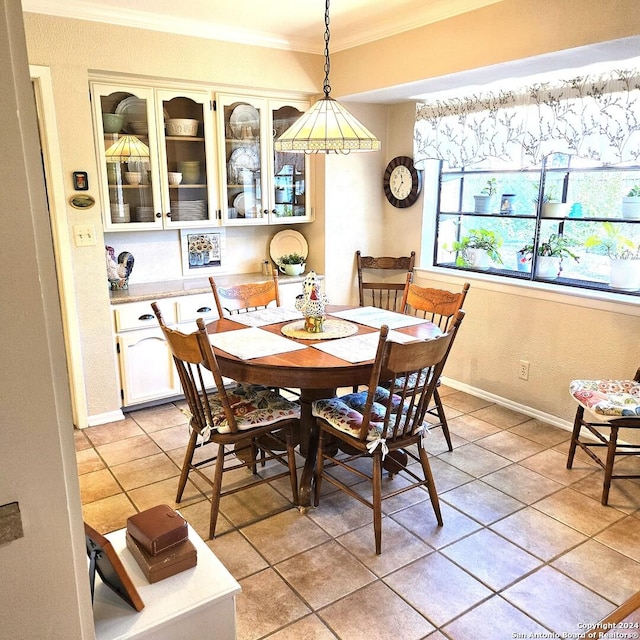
top-left (473, 178), bottom-right (497, 213)
top-left (449, 228), bottom-right (503, 270)
top-left (585, 222), bottom-right (640, 291)
top-left (278, 252), bottom-right (307, 276)
top-left (535, 233), bottom-right (580, 280)
top-left (622, 185), bottom-right (640, 220)
top-left (540, 185), bottom-right (570, 218)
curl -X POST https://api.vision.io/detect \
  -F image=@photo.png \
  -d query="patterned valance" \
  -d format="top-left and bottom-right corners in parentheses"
top-left (413, 65), bottom-right (640, 170)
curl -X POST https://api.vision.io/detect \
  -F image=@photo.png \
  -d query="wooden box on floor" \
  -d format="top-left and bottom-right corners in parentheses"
top-left (126, 532), bottom-right (197, 584)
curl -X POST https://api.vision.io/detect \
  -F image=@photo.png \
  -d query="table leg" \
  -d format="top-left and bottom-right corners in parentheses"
top-left (298, 388), bottom-right (335, 510)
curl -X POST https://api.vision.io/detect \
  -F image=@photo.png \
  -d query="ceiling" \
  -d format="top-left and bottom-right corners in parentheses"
top-left (21, 0), bottom-right (640, 103)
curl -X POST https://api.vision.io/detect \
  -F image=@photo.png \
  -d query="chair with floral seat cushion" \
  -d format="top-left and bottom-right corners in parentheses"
top-left (567, 367), bottom-right (640, 505)
top-left (312, 310), bottom-right (465, 555)
top-left (391, 281), bottom-right (470, 451)
top-left (151, 302), bottom-right (299, 539)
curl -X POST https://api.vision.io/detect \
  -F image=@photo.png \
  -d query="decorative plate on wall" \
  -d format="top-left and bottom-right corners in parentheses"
top-left (269, 229), bottom-right (308, 264)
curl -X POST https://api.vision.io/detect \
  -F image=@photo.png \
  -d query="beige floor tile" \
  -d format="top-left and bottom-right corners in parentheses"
top-left (442, 391), bottom-right (493, 414)
top-left (109, 452), bottom-right (180, 491)
top-left (236, 568), bottom-right (311, 640)
top-left (490, 507), bottom-right (587, 561)
top-left (533, 487), bottom-right (627, 536)
top-left (469, 404), bottom-right (531, 429)
top-left (552, 538), bottom-right (640, 605)
top-left (84, 417), bottom-right (145, 446)
top-left (441, 479), bottom-right (524, 525)
top-left (177, 498), bottom-right (234, 540)
top-left (569, 472), bottom-right (640, 513)
top-left (391, 501), bottom-right (482, 549)
top-left (595, 515), bottom-right (640, 562)
top-left (482, 464), bottom-right (563, 504)
top-left (147, 423), bottom-right (192, 451)
top-left (78, 468), bottom-right (121, 504)
top-left (241, 509), bottom-right (330, 564)
top-left (502, 566), bottom-right (614, 635)
top-left (337, 517), bottom-right (433, 577)
top-left (76, 447), bottom-right (105, 475)
top-left (509, 419), bottom-right (570, 447)
top-left (384, 552), bottom-right (492, 627)
top-left (206, 530), bottom-right (269, 580)
top-left (264, 615), bottom-right (338, 640)
top-left (427, 457), bottom-right (475, 492)
top-left (74, 428), bottom-right (92, 451)
top-left (307, 487), bottom-right (376, 537)
top-left (275, 541), bottom-right (376, 610)
top-left (475, 430), bottom-right (546, 462)
top-left (219, 482), bottom-right (296, 529)
top-left (95, 434), bottom-right (162, 466)
top-left (319, 581), bottom-right (435, 640)
top-left (520, 448), bottom-right (596, 485)
top-left (438, 443), bottom-right (511, 478)
top-left (442, 595), bottom-right (548, 639)
top-left (441, 528), bottom-right (541, 590)
top-left (422, 428), bottom-right (468, 454)
top-left (129, 402), bottom-right (188, 433)
top-left (81, 493), bottom-right (137, 534)
top-left (127, 476), bottom-right (203, 512)
top-left (447, 413), bottom-right (503, 442)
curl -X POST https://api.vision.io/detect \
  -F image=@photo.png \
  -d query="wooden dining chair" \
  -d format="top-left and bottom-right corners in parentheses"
top-left (209, 269), bottom-right (280, 317)
top-left (567, 365), bottom-right (640, 505)
top-left (151, 302), bottom-right (300, 539)
top-left (312, 310), bottom-right (465, 555)
top-left (356, 250), bottom-right (416, 311)
top-left (398, 281), bottom-right (470, 451)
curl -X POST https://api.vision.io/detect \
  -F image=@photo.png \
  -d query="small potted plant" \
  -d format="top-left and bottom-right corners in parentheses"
top-left (516, 240), bottom-right (534, 273)
top-left (585, 222), bottom-right (640, 290)
top-left (622, 185), bottom-right (640, 219)
top-left (535, 233), bottom-right (580, 280)
top-left (278, 252), bottom-right (307, 276)
top-left (473, 178), bottom-right (497, 213)
top-left (540, 185), bottom-right (570, 218)
top-left (450, 228), bottom-right (503, 270)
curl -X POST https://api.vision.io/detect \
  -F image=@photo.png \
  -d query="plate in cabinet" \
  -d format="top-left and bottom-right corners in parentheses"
top-left (228, 146), bottom-right (260, 183)
top-left (229, 104), bottom-right (259, 139)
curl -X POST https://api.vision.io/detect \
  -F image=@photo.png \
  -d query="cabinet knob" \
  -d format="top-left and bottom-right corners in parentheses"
top-left (263, 209), bottom-right (269, 215)
top-left (271, 209), bottom-right (277, 214)
top-left (138, 314), bottom-right (154, 321)
top-left (155, 212), bottom-right (162, 218)
top-left (166, 211), bottom-right (171, 218)
top-left (197, 306), bottom-right (211, 313)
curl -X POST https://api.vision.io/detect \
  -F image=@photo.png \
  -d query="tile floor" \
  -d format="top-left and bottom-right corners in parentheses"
top-left (76, 387), bottom-right (640, 640)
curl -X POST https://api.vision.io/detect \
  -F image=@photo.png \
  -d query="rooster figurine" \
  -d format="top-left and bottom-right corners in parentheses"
top-left (295, 271), bottom-right (328, 332)
top-left (106, 246), bottom-right (134, 289)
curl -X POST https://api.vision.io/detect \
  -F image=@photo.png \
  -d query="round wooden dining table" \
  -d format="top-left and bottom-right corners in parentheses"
top-left (205, 305), bottom-right (442, 508)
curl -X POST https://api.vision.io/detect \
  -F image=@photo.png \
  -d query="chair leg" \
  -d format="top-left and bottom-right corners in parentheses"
top-left (286, 428), bottom-right (299, 506)
top-left (177, 428), bottom-right (199, 503)
top-left (567, 406), bottom-right (584, 469)
top-left (602, 424), bottom-right (619, 506)
top-left (313, 428), bottom-right (326, 507)
top-left (373, 452), bottom-right (383, 555)
top-left (433, 388), bottom-right (453, 452)
top-left (418, 445), bottom-right (443, 526)
top-left (208, 444), bottom-right (226, 539)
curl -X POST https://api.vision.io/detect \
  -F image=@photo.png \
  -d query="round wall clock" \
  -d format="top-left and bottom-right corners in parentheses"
top-left (383, 156), bottom-right (422, 208)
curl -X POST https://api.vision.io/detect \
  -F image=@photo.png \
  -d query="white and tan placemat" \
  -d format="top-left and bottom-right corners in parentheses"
top-left (311, 329), bottom-right (418, 363)
top-left (227, 307), bottom-right (303, 328)
top-left (281, 318), bottom-right (358, 340)
top-left (208, 327), bottom-right (307, 360)
top-left (329, 306), bottom-right (428, 330)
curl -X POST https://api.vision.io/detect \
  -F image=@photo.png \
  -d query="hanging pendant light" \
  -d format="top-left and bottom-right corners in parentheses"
top-left (275, 0), bottom-right (380, 154)
top-left (104, 134), bottom-right (150, 163)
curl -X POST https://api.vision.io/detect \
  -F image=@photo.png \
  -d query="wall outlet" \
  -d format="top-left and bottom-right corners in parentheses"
top-left (519, 360), bottom-right (530, 380)
top-left (73, 224), bottom-right (96, 247)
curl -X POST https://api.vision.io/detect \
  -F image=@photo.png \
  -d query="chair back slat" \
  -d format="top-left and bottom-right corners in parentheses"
top-left (401, 282), bottom-right (470, 330)
top-left (356, 250), bottom-right (415, 311)
top-left (210, 271), bottom-right (280, 316)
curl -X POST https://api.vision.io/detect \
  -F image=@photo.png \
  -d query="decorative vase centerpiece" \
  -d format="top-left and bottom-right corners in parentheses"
top-left (295, 271), bottom-right (328, 333)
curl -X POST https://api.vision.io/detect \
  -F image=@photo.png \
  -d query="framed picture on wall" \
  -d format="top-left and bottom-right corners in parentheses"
top-left (180, 229), bottom-right (227, 277)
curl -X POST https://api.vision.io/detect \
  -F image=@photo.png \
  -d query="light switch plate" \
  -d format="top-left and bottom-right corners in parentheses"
top-left (73, 224), bottom-right (97, 247)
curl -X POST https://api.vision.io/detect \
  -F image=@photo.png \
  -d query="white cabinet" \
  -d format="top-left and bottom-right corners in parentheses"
top-left (91, 82), bottom-right (219, 231)
top-left (216, 93), bottom-right (313, 226)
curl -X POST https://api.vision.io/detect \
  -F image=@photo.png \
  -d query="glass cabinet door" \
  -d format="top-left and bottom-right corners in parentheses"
top-left (270, 100), bottom-right (312, 223)
top-left (217, 95), bottom-right (268, 225)
top-left (92, 84), bottom-right (163, 231)
top-left (156, 89), bottom-right (218, 228)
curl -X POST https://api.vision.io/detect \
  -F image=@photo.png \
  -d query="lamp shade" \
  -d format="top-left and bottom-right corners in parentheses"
top-left (104, 134), bottom-right (150, 163)
top-left (274, 96), bottom-right (381, 153)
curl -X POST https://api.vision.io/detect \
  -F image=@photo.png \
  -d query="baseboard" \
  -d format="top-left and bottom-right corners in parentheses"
top-left (84, 409), bottom-right (126, 428)
top-left (441, 376), bottom-right (574, 433)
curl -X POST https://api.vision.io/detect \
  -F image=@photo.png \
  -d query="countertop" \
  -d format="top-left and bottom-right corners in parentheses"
top-left (109, 272), bottom-right (311, 304)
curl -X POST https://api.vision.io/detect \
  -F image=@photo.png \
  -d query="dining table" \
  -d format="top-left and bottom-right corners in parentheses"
top-left (205, 304), bottom-right (442, 508)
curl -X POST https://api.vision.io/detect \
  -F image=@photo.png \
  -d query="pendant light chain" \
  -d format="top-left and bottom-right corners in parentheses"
top-left (323, 0), bottom-right (331, 97)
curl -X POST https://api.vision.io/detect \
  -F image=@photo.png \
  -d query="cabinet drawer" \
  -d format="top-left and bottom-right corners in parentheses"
top-left (175, 293), bottom-right (219, 324)
top-left (114, 299), bottom-right (176, 332)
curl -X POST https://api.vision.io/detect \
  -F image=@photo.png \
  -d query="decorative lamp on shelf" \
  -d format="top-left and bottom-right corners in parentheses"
top-left (274, 0), bottom-right (380, 154)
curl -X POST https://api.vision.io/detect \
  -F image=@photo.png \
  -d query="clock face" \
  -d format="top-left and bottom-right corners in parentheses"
top-left (383, 156), bottom-right (422, 208)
